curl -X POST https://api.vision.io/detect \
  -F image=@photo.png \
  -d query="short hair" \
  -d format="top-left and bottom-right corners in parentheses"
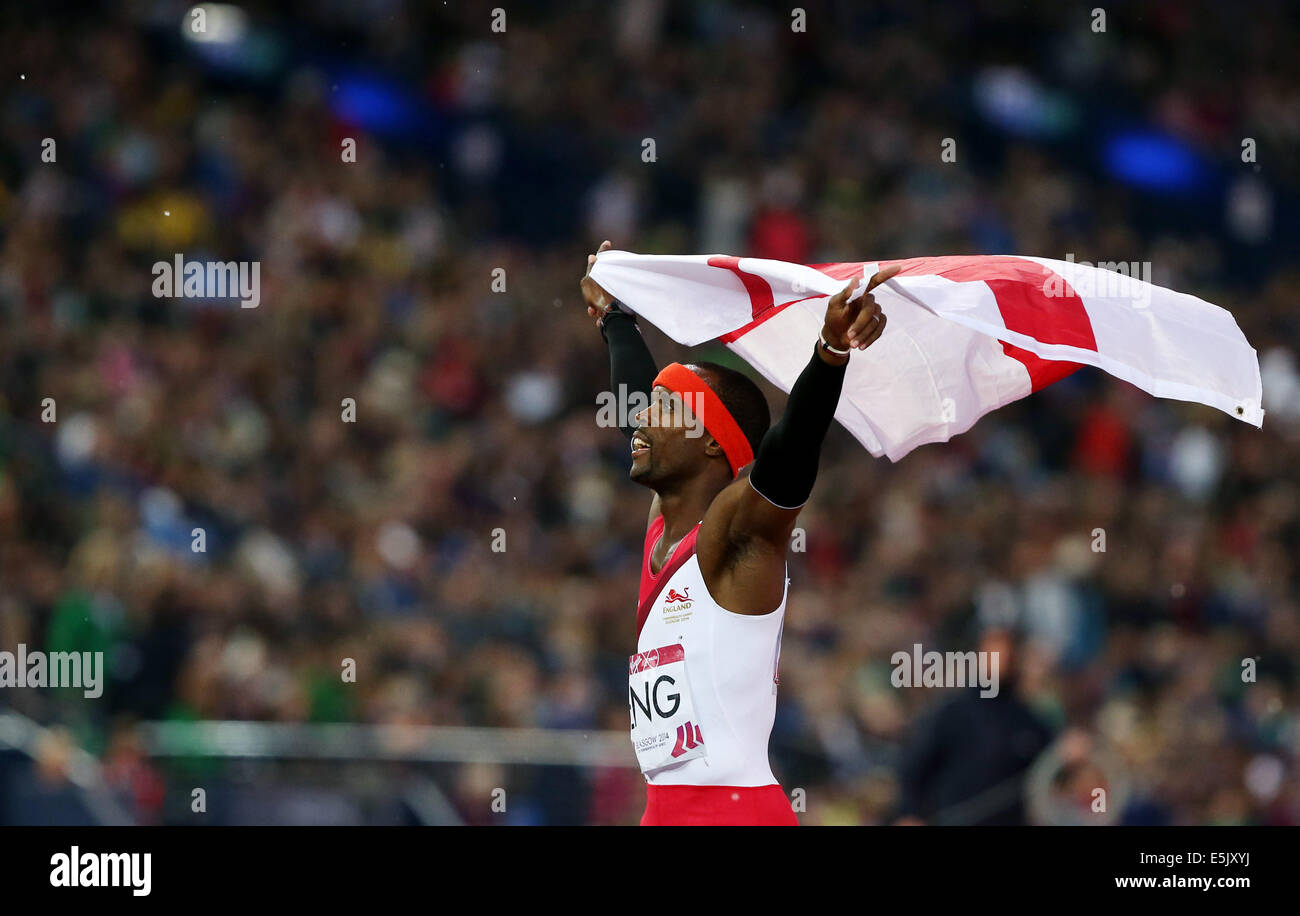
top-left (687, 362), bottom-right (770, 455)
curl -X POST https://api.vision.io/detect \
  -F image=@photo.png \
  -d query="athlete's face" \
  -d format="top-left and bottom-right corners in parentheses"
top-left (629, 379), bottom-right (715, 486)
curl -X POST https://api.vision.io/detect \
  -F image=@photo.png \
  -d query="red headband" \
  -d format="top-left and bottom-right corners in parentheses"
top-left (650, 363), bottom-right (754, 478)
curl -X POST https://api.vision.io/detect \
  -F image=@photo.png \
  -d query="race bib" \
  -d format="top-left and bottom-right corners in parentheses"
top-left (628, 643), bottom-right (707, 773)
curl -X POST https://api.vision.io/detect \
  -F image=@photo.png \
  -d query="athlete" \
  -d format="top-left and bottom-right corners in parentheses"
top-left (581, 240), bottom-right (897, 825)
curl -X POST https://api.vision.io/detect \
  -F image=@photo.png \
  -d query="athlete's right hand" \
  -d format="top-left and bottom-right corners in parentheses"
top-left (581, 240), bottom-right (615, 329)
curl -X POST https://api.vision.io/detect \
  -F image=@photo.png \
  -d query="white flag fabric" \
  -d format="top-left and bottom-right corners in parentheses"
top-left (589, 252), bottom-right (1263, 461)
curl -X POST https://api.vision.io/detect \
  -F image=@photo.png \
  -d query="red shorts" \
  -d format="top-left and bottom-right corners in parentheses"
top-left (640, 783), bottom-right (799, 826)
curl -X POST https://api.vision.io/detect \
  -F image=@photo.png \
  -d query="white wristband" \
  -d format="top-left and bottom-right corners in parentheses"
top-left (819, 328), bottom-right (851, 356)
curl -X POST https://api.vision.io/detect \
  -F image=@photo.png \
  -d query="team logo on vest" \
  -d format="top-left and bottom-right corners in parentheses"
top-left (662, 587), bottom-right (693, 622)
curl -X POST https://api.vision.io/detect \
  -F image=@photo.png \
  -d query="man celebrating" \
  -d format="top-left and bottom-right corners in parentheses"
top-left (582, 240), bottom-right (896, 826)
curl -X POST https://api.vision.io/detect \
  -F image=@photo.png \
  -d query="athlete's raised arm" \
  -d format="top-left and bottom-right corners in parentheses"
top-left (581, 240), bottom-right (658, 440)
top-left (717, 265), bottom-right (898, 549)
top-left (581, 241), bottom-right (662, 523)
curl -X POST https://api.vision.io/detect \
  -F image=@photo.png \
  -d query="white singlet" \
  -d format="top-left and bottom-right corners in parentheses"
top-left (630, 514), bottom-right (788, 787)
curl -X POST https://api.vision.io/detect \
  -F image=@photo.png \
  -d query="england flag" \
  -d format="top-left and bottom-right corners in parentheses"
top-left (589, 251), bottom-right (1263, 461)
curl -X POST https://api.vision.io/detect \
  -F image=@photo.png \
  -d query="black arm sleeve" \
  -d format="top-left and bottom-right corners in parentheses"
top-left (748, 345), bottom-right (847, 509)
top-left (599, 306), bottom-right (658, 440)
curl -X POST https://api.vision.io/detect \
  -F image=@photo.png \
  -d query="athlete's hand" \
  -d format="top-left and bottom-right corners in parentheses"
top-left (821, 264), bottom-right (898, 354)
top-left (581, 240), bottom-right (616, 329)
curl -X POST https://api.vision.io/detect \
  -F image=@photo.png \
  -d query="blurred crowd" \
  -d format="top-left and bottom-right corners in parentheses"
top-left (0, 0), bottom-right (1297, 824)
